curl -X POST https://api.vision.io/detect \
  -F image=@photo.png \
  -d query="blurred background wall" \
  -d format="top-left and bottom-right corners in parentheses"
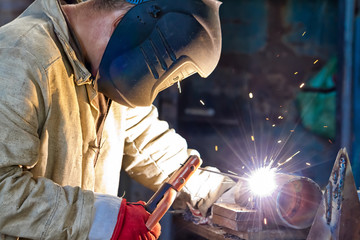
top-left (0, 0), bottom-right (33, 26)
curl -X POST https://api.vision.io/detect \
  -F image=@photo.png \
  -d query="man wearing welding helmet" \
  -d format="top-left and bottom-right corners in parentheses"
top-left (0, 0), bottom-right (234, 239)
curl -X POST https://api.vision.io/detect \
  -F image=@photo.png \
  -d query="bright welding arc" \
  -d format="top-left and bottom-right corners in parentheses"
top-left (248, 167), bottom-right (277, 197)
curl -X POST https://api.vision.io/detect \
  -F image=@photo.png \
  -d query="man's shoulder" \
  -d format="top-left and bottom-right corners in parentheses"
top-left (0, 15), bottom-right (63, 70)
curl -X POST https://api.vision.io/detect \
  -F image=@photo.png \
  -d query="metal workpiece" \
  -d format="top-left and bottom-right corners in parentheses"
top-left (233, 173), bottom-right (322, 230)
top-left (307, 148), bottom-right (360, 240)
top-left (325, 182), bottom-right (332, 225)
top-left (212, 202), bottom-right (262, 232)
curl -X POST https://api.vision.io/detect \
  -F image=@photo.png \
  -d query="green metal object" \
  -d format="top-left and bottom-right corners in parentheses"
top-left (296, 57), bottom-right (337, 139)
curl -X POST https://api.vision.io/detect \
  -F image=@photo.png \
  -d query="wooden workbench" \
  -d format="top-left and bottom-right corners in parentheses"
top-left (173, 216), bottom-right (309, 240)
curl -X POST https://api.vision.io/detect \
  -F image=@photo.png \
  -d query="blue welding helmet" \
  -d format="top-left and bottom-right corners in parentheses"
top-left (97, 0), bottom-right (222, 107)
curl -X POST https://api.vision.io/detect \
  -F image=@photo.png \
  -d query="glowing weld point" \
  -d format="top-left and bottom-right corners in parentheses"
top-left (248, 167), bottom-right (276, 196)
top-left (264, 218), bottom-right (268, 225)
top-left (200, 100), bottom-right (205, 105)
top-left (249, 92), bottom-right (254, 99)
top-left (306, 162), bottom-right (311, 166)
top-left (300, 83), bottom-right (305, 88)
top-left (314, 59), bottom-right (319, 64)
top-left (302, 31), bottom-right (306, 36)
top-left (177, 81), bottom-right (182, 93)
top-left (251, 136), bottom-right (255, 142)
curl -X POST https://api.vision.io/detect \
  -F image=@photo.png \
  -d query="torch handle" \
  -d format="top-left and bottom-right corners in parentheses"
top-left (145, 155), bottom-right (202, 230)
top-left (146, 187), bottom-right (177, 230)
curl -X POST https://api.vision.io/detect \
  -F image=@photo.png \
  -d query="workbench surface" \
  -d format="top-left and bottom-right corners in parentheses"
top-left (173, 216), bottom-right (309, 240)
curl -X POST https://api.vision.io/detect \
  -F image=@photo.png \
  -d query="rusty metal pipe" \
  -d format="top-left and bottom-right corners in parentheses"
top-left (235, 173), bottom-right (322, 229)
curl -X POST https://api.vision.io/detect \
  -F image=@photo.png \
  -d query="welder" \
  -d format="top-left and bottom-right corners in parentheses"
top-left (0, 0), bottom-right (234, 239)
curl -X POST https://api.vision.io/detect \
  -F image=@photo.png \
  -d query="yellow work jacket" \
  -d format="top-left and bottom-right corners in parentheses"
top-left (0, 0), bottom-right (233, 239)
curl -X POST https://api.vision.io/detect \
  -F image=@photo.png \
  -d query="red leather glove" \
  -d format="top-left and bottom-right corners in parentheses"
top-left (111, 199), bottom-right (161, 240)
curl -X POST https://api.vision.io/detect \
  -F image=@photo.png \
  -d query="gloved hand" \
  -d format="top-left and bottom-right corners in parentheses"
top-left (111, 199), bottom-right (161, 240)
top-left (88, 193), bottom-right (161, 240)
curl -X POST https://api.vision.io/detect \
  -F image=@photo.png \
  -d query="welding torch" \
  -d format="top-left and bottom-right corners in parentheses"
top-left (145, 155), bottom-right (202, 230)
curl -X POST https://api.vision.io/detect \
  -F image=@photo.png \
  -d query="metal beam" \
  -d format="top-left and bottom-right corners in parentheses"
top-left (338, 0), bottom-right (355, 157)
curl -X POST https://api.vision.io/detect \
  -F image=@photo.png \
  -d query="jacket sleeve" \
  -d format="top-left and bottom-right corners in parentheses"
top-left (122, 105), bottom-right (235, 216)
top-left (0, 48), bottom-right (94, 239)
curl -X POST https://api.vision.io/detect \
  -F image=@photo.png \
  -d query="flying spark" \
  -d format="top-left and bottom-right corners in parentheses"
top-left (228, 170), bottom-right (238, 175)
top-left (278, 151), bottom-right (301, 167)
top-left (251, 136), bottom-right (255, 142)
top-left (264, 218), bottom-right (268, 225)
top-left (300, 83), bottom-right (305, 88)
top-left (215, 145), bottom-right (218, 151)
top-left (272, 124), bottom-right (276, 127)
top-left (277, 140), bottom-right (282, 143)
top-left (302, 31), bottom-right (306, 36)
top-left (263, 156), bottom-right (268, 164)
top-left (294, 72), bottom-right (299, 75)
top-left (268, 158), bottom-right (274, 167)
top-left (200, 100), bottom-right (205, 105)
top-left (306, 162), bottom-right (311, 166)
top-left (249, 92), bottom-right (254, 99)
top-left (314, 59), bottom-right (319, 64)
top-left (177, 81), bottom-right (182, 93)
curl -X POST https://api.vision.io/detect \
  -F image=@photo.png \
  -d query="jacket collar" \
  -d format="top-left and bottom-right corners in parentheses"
top-left (42, 0), bottom-right (92, 86)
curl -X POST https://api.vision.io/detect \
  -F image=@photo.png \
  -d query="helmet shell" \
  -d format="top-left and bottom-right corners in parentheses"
top-left (98, 0), bottom-right (222, 107)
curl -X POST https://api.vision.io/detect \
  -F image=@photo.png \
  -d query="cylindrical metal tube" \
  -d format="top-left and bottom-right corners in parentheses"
top-left (235, 173), bottom-right (322, 229)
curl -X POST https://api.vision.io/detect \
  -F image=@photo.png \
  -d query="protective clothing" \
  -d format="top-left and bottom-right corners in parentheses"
top-left (111, 199), bottom-right (161, 240)
top-left (0, 0), bottom-right (232, 239)
top-left (97, 0), bottom-right (222, 107)
top-left (89, 194), bottom-right (122, 240)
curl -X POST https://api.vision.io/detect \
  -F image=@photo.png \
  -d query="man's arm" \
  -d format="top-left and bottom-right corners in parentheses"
top-left (0, 48), bottom-right (94, 239)
top-left (122, 105), bottom-right (235, 216)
